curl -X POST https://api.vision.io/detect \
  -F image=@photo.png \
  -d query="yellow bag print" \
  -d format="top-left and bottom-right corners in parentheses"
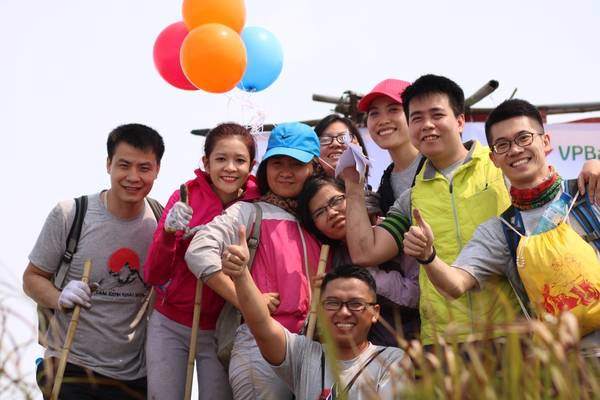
top-left (516, 223), bottom-right (600, 336)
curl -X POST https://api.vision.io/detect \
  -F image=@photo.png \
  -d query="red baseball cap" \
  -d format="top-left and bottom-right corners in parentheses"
top-left (357, 79), bottom-right (412, 113)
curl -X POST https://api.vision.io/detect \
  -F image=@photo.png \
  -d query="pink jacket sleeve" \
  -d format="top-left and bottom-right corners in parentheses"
top-left (143, 189), bottom-right (181, 286)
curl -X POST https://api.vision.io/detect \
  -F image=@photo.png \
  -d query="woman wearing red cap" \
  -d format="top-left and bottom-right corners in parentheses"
top-left (358, 78), bottom-right (424, 215)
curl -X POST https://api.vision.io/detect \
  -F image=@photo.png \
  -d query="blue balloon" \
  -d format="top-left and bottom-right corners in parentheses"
top-left (237, 27), bottom-right (284, 92)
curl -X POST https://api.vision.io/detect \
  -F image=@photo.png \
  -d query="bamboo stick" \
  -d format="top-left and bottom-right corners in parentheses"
top-left (184, 279), bottom-right (202, 400)
top-left (306, 244), bottom-right (330, 339)
top-left (51, 259), bottom-right (92, 400)
top-left (182, 182), bottom-right (201, 400)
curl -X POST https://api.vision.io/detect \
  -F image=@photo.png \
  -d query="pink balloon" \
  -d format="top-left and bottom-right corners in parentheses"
top-left (153, 22), bottom-right (197, 90)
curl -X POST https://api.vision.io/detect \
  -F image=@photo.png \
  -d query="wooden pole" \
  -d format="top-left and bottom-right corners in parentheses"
top-left (51, 259), bottom-right (92, 400)
top-left (181, 182), bottom-right (201, 400)
top-left (184, 279), bottom-right (202, 400)
top-left (306, 244), bottom-right (330, 339)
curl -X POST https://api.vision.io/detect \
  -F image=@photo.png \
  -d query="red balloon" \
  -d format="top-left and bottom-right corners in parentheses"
top-left (153, 22), bottom-right (197, 90)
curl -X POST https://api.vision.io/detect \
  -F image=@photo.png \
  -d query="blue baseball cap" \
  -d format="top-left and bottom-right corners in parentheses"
top-left (262, 122), bottom-right (320, 163)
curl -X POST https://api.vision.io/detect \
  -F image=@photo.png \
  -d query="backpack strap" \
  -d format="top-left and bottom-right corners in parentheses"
top-left (377, 163), bottom-right (396, 215)
top-left (410, 155), bottom-right (427, 188)
top-left (55, 195), bottom-right (88, 289)
top-left (566, 179), bottom-right (600, 251)
top-left (499, 205), bottom-right (524, 266)
top-left (146, 197), bottom-right (164, 222)
top-left (247, 203), bottom-right (263, 271)
top-left (498, 205), bottom-right (534, 319)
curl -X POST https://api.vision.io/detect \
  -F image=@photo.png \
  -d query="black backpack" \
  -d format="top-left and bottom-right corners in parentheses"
top-left (37, 195), bottom-right (164, 345)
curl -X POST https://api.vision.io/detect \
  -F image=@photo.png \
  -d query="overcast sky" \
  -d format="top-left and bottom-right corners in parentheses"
top-left (2, 1), bottom-right (600, 397)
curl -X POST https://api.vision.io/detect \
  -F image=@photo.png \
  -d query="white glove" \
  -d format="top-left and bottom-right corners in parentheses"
top-left (58, 280), bottom-right (92, 311)
top-left (164, 201), bottom-right (193, 233)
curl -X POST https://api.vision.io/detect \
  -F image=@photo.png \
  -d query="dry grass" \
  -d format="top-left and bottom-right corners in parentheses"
top-left (318, 302), bottom-right (600, 400)
top-left (3, 273), bottom-right (599, 400)
top-left (0, 276), bottom-right (39, 400)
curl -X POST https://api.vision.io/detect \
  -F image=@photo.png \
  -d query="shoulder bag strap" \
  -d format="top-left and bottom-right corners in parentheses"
top-left (341, 347), bottom-right (387, 394)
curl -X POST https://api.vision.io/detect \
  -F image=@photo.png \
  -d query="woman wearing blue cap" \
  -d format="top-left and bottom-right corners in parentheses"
top-left (185, 122), bottom-right (323, 400)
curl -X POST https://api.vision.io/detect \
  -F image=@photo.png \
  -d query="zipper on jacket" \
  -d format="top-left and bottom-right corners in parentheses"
top-left (449, 173), bottom-right (475, 332)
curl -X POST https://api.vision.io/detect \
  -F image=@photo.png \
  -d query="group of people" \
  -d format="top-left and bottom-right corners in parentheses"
top-left (24, 74), bottom-right (600, 400)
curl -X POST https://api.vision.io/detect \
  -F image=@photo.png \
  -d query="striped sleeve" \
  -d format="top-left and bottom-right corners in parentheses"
top-left (379, 212), bottom-right (411, 251)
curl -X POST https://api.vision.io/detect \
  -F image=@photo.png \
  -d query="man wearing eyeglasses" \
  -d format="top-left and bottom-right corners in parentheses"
top-left (221, 233), bottom-right (409, 400)
top-left (403, 98), bottom-right (600, 357)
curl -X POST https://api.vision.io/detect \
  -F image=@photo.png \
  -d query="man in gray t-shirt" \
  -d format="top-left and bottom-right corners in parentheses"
top-left (221, 232), bottom-right (410, 399)
top-left (403, 99), bottom-right (600, 357)
top-left (23, 124), bottom-right (164, 399)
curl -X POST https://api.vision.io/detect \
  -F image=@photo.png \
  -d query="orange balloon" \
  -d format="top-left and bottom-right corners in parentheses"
top-left (180, 24), bottom-right (247, 93)
top-left (182, 0), bottom-right (246, 33)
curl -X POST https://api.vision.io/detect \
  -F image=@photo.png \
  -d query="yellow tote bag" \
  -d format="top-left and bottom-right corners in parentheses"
top-left (516, 223), bottom-right (600, 336)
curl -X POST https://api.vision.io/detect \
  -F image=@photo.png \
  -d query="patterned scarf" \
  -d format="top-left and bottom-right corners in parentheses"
top-left (510, 166), bottom-right (562, 210)
top-left (260, 191), bottom-right (299, 217)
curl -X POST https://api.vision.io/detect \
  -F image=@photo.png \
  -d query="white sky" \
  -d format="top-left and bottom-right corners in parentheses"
top-left (2, 1), bottom-right (600, 398)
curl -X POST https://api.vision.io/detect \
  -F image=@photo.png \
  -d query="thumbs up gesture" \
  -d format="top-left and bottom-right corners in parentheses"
top-left (404, 209), bottom-right (435, 262)
top-left (222, 225), bottom-right (250, 280)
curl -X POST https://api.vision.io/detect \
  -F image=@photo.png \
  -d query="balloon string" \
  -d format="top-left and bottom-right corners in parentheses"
top-left (225, 90), bottom-right (267, 138)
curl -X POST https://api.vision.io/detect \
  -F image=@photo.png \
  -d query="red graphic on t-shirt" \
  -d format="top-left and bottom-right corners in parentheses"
top-left (107, 248), bottom-right (141, 285)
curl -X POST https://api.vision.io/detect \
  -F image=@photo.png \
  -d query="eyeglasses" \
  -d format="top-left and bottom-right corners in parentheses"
top-left (491, 131), bottom-right (544, 154)
top-left (321, 298), bottom-right (376, 312)
top-left (319, 132), bottom-right (356, 146)
top-left (311, 194), bottom-right (345, 220)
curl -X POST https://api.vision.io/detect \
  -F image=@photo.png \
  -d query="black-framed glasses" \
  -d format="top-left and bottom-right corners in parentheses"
top-left (321, 298), bottom-right (376, 312)
top-left (311, 195), bottom-right (346, 220)
top-left (491, 131), bottom-right (544, 154)
top-left (319, 131), bottom-right (355, 146)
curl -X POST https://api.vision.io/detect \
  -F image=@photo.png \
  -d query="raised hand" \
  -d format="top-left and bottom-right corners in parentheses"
top-left (221, 225), bottom-right (250, 280)
top-left (262, 292), bottom-right (280, 314)
top-left (164, 201), bottom-right (193, 233)
top-left (58, 280), bottom-right (92, 311)
top-left (578, 160), bottom-right (600, 205)
top-left (341, 166), bottom-right (361, 185)
top-left (404, 208), bottom-right (435, 261)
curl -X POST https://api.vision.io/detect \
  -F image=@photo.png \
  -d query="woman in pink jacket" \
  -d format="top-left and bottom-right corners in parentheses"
top-left (185, 122), bottom-right (324, 400)
top-left (144, 123), bottom-right (260, 400)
